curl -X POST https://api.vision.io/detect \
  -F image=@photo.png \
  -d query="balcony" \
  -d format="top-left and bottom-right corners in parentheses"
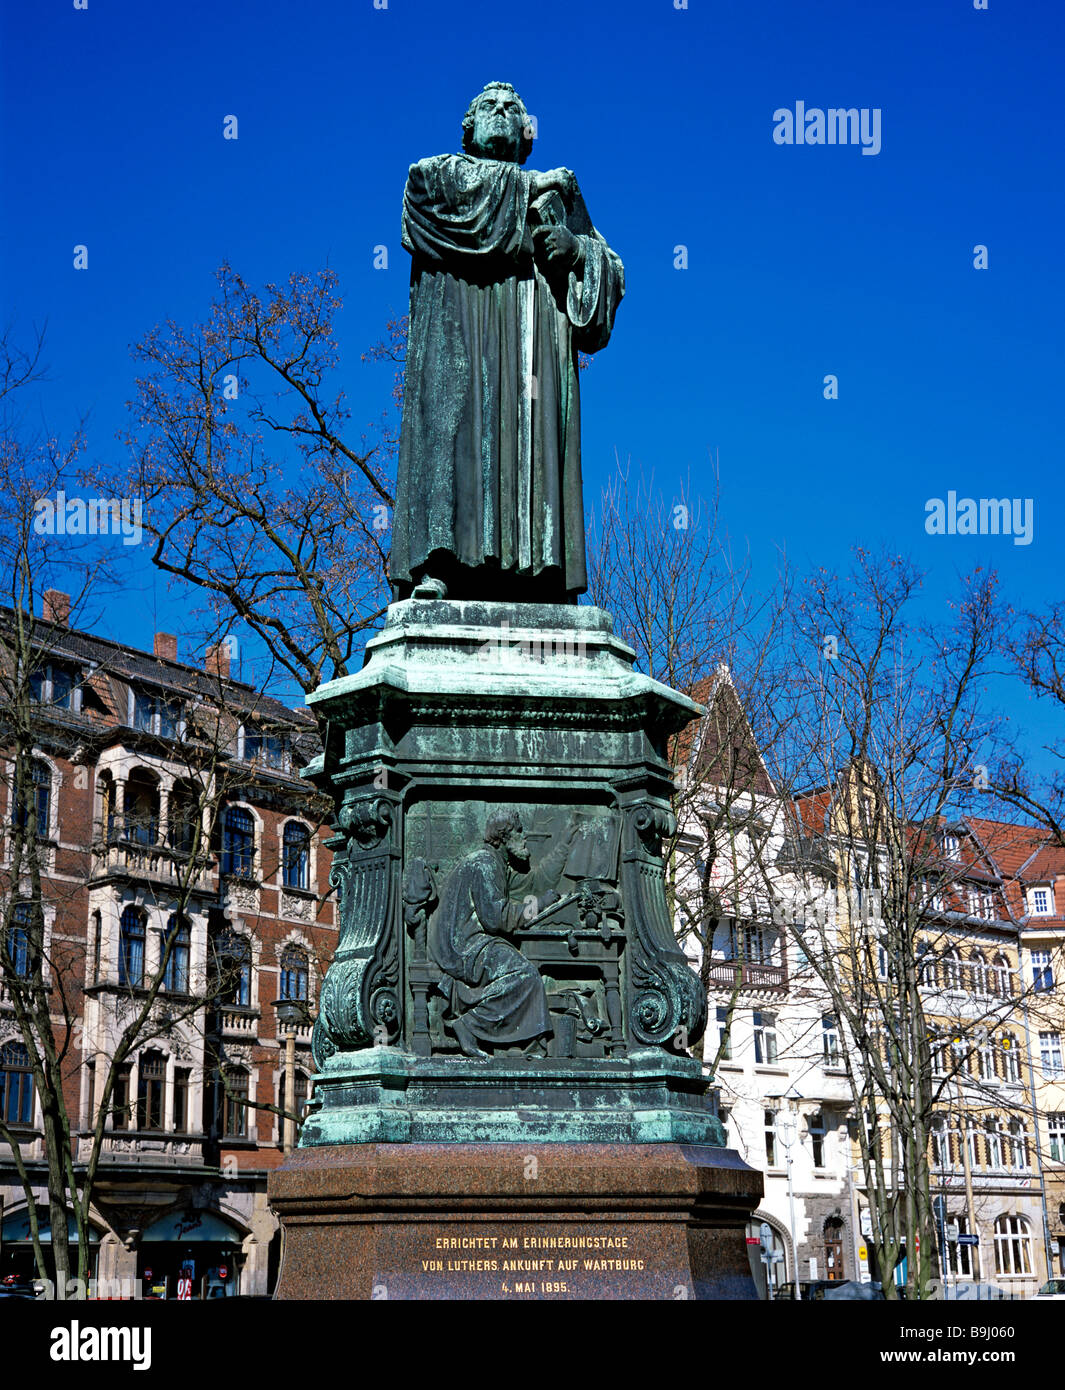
top-left (92, 837), bottom-right (212, 891)
top-left (706, 960), bottom-right (787, 993)
top-left (214, 1006), bottom-right (260, 1041)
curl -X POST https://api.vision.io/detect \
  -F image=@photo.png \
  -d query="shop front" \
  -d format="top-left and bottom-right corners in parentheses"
top-left (136, 1207), bottom-right (244, 1299)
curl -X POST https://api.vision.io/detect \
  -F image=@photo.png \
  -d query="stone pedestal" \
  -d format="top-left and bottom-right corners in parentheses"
top-left (270, 1142), bottom-right (762, 1300)
top-left (268, 598), bottom-right (763, 1297)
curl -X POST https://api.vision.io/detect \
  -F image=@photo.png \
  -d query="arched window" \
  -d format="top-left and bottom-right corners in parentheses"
top-left (123, 769), bottom-right (160, 846)
top-left (218, 1066), bottom-right (248, 1139)
top-left (1000, 1033), bottom-right (1022, 1084)
top-left (983, 1116), bottom-right (1004, 1170)
top-left (1007, 1119), bottom-right (1029, 1171)
top-left (163, 915), bottom-right (190, 994)
top-left (12, 759), bottom-right (50, 840)
top-left (167, 782), bottom-right (198, 854)
top-left (0, 1041), bottom-right (34, 1125)
top-left (942, 948), bottom-right (963, 992)
top-left (993, 1215), bottom-right (1032, 1277)
top-left (221, 806), bottom-right (255, 879)
top-left (119, 905), bottom-right (145, 987)
top-left (5, 903), bottom-right (33, 978)
top-left (969, 951), bottom-right (988, 997)
top-left (990, 955), bottom-right (1012, 998)
top-left (280, 945), bottom-right (309, 1002)
top-left (210, 929), bottom-right (251, 1007)
top-left (282, 822), bottom-right (311, 891)
top-left (916, 942), bottom-right (936, 987)
top-left (136, 1050), bottom-right (166, 1131)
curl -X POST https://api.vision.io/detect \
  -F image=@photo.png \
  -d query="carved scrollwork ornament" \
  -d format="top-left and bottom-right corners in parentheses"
top-left (338, 796), bottom-right (393, 849)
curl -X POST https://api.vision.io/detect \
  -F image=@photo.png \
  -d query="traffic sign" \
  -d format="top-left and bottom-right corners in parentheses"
top-left (957, 1234), bottom-right (980, 1247)
top-left (945, 1222), bottom-right (959, 1243)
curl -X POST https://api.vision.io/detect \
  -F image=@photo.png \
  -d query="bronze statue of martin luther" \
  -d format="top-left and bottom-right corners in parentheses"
top-left (390, 81), bottom-right (625, 605)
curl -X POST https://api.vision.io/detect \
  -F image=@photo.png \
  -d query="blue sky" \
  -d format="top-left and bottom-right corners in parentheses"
top-left (2, 0), bottom-right (1062, 739)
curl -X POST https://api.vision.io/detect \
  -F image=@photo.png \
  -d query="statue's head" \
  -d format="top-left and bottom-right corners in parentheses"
top-left (462, 82), bottom-right (534, 165)
top-left (484, 807), bottom-right (528, 863)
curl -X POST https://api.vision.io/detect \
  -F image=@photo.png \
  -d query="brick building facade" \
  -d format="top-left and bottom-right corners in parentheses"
top-left (0, 593), bottom-right (334, 1297)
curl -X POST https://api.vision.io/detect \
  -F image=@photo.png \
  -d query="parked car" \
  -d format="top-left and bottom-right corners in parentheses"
top-left (774, 1280), bottom-right (834, 1301)
top-left (1035, 1279), bottom-right (1065, 1301)
top-left (819, 1279), bottom-right (885, 1301)
top-left (0, 1274), bottom-right (37, 1300)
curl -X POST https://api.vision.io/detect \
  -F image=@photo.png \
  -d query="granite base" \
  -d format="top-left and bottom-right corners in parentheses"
top-left (269, 1141), bottom-right (762, 1300)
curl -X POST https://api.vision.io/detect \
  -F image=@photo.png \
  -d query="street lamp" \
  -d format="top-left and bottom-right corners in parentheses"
top-left (273, 998), bottom-right (310, 1154)
top-left (770, 1087), bottom-right (804, 1299)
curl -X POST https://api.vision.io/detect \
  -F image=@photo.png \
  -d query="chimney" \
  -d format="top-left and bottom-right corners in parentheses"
top-left (154, 632), bottom-right (178, 662)
top-left (205, 640), bottom-right (231, 679)
top-left (42, 589), bottom-right (71, 626)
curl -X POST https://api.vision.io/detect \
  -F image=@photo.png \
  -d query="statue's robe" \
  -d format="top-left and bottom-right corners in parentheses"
top-left (391, 153), bottom-right (624, 600)
top-left (429, 846), bottom-right (549, 1045)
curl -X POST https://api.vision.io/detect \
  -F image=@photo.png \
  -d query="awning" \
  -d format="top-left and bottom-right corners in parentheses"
top-left (141, 1209), bottom-right (243, 1243)
top-left (1, 1209), bottom-right (101, 1244)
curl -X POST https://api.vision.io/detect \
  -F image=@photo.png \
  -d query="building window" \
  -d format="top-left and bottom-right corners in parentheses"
top-left (993, 1215), bottom-right (1032, 1277)
top-left (930, 1116), bottom-right (949, 1168)
top-left (12, 758), bottom-right (51, 840)
top-left (282, 822), bottom-right (311, 890)
top-left (167, 782), bottom-right (198, 853)
top-left (0, 1041), bottom-right (34, 1126)
top-left (990, 954), bottom-right (1011, 997)
top-left (163, 915), bottom-right (190, 994)
top-left (280, 945), bottom-right (309, 1002)
top-left (917, 942), bottom-right (936, 987)
top-left (764, 1109), bottom-right (777, 1167)
top-left (725, 922), bottom-right (776, 966)
top-left (1007, 1119), bottom-right (1029, 1171)
top-left (929, 1029), bottom-right (948, 1078)
top-left (822, 1014), bottom-right (840, 1067)
top-left (219, 1067), bottom-right (249, 1139)
top-left (968, 890), bottom-right (995, 923)
top-left (123, 769), bottom-right (160, 846)
top-left (91, 910), bottom-right (102, 984)
top-left (808, 1111), bottom-right (827, 1168)
top-left (211, 930), bottom-right (252, 1008)
top-left (132, 690), bottom-right (183, 739)
top-left (279, 1068), bottom-right (309, 1123)
top-left (221, 805), bottom-right (255, 879)
top-left (112, 1062), bottom-right (132, 1131)
top-left (119, 906), bottom-right (145, 988)
top-left (1041, 1031), bottom-right (1064, 1080)
top-left (1049, 1114), bottom-right (1065, 1164)
top-left (136, 1050), bottom-right (166, 1131)
top-left (942, 949), bottom-right (963, 992)
top-left (941, 834), bottom-right (959, 860)
top-left (173, 1068), bottom-right (190, 1132)
top-left (976, 1034), bottom-right (997, 1082)
top-left (243, 725), bottom-right (287, 770)
top-left (5, 903), bottom-right (33, 978)
top-left (943, 1214), bottom-right (974, 1278)
top-left (715, 1006), bottom-right (732, 1061)
top-left (1030, 887), bottom-right (1053, 916)
top-left (29, 662), bottom-right (75, 709)
top-left (983, 1117), bottom-right (1004, 1170)
top-left (1032, 950), bottom-right (1054, 992)
top-left (969, 952), bottom-right (989, 997)
top-left (1000, 1034), bottom-right (1021, 1084)
top-left (752, 1011), bottom-right (778, 1065)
